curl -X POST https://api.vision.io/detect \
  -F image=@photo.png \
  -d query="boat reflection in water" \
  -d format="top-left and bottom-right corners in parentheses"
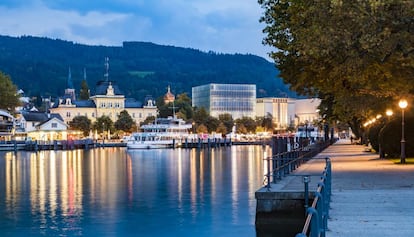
top-left (0, 145), bottom-right (269, 236)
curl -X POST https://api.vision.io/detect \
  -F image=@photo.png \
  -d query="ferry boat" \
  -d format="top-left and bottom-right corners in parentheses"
top-left (126, 116), bottom-right (192, 149)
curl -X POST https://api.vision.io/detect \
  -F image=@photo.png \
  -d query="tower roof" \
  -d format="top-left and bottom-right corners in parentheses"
top-left (164, 85), bottom-right (175, 103)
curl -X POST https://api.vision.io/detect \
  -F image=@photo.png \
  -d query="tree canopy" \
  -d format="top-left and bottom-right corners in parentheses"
top-left (69, 115), bottom-right (91, 136)
top-left (259, 0), bottom-right (414, 134)
top-left (114, 110), bottom-right (136, 132)
top-left (0, 71), bottom-right (20, 112)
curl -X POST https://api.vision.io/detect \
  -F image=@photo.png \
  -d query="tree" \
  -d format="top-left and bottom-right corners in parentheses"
top-left (93, 115), bottom-right (114, 133)
top-left (196, 124), bottom-right (208, 134)
top-left (218, 113), bottom-right (234, 133)
top-left (193, 107), bottom-right (209, 125)
top-left (157, 93), bottom-right (194, 119)
top-left (205, 116), bottom-right (220, 133)
top-left (69, 115), bottom-right (91, 136)
top-left (140, 115), bottom-right (156, 126)
top-left (0, 71), bottom-right (20, 111)
top-left (235, 117), bottom-right (257, 133)
top-left (259, 0), bottom-right (414, 134)
top-left (114, 110), bottom-right (136, 132)
top-left (79, 79), bottom-right (90, 100)
top-left (236, 123), bottom-right (248, 134)
top-left (216, 122), bottom-right (227, 135)
top-left (259, 113), bottom-right (274, 132)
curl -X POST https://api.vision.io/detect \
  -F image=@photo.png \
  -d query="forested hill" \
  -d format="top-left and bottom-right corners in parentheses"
top-left (0, 35), bottom-right (293, 101)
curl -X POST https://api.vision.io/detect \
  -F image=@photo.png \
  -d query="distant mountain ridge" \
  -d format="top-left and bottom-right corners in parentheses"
top-left (0, 35), bottom-right (293, 101)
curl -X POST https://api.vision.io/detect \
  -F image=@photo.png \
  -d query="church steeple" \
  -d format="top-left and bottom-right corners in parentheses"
top-left (83, 67), bottom-right (87, 81)
top-left (65, 67), bottom-right (76, 101)
top-left (104, 57), bottom-right (109, 82)
top-left (67, 67), bottom-right (74, 89)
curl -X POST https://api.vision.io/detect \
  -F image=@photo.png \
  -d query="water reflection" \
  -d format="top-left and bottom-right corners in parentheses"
top-left (0, 146), bottom-right (268, 236)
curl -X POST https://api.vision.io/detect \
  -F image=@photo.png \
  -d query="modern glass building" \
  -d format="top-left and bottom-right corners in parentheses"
top-left (192, 84), bottom-right (256, 119)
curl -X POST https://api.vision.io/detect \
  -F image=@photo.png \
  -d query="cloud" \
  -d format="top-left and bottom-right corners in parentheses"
top-left (0, 0), bottom-right (270, 58)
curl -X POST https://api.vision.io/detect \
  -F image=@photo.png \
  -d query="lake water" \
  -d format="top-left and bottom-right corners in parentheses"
top-left (0, 145), bottom-right (271, 237)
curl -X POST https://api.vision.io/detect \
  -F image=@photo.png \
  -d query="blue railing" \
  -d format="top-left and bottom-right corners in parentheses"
top-left (263, 141), bottom-right (331, 189)
top-left (296, 158), bottom-right (331, 237)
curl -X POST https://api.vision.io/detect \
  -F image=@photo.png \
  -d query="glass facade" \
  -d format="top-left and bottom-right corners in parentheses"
top-left (192, 84), bottom-right (256, 119)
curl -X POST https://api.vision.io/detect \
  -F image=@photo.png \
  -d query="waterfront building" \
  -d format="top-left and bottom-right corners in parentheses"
top-left (288, 98), bottom-right (321, 126)
top-left (16, 111), bottom-right (68, 140)
top-left (0, 109), bottom-right (14, 140)
top-left (50, 58), bottom-right (157, 127)
top-left (192, 83), bottom-right (256, 119)
top-left (256, 97), bottom-right (289, 130)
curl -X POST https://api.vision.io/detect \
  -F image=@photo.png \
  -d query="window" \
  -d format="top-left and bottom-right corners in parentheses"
top-left (51, 123), bottom-right (57, 128)
top-left (66, 112), bottom-right (71, 118)
top-left (92, 112), bottom-right (95, 117)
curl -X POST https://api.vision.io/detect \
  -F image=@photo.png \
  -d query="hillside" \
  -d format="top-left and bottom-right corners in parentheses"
top-left (0, 35), bottom-right (293, 101)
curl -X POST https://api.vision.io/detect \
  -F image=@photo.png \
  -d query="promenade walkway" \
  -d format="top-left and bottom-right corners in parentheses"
top-left (311, 139), bottom-right (414, 236)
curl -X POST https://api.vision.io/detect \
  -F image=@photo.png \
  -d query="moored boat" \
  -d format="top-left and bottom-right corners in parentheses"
top-left (127, 116), bottom-right (192, 149)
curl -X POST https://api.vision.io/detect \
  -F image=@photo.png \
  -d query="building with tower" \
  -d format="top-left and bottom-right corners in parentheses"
top-left (164, 86), bottom-right (175, 104)
top-left (50, 58), bottom-right (157, 129)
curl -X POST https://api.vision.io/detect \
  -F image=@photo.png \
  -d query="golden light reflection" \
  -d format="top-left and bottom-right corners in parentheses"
top-left (177, 149), bottom-right (183, 210)
top-left (190, 149), bottom-right (198, 217)
top-left (231, 146), bottom-right (239, 222)
top-left (5, 152), bottom-right (18, 215)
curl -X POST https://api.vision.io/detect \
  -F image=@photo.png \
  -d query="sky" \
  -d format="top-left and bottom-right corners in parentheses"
top-left (0, 0), bottom-right (272, 60)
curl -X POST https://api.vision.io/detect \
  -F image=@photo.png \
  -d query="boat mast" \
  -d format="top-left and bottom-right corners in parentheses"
top-left (169, 101), bottom-right (179, 119)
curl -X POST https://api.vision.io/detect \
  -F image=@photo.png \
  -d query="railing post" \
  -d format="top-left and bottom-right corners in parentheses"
top-left (303, 175), bottom-right (310, 216)
top-left (314, 192), bottom-right (325, 237)
top-left (307, 207), bottom-right (320, 237)
top-left (266, 156), bottom-right (271, 190)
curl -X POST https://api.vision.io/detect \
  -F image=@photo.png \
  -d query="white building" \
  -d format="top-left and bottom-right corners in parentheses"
top-left (288, 98), bottom-right (321, 126)
top-left (192, 83), bottom-right (256, 119)
top-left (256, 97), bottom-right (289, 129)
top-left (16, 111), bottom-right (68, 140)
top-left (50, 59), bottom-right (157, 127)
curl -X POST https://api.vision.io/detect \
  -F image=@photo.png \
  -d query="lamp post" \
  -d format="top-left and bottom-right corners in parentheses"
top-left (379, 110), bottom-right (393, 159)
top-left (399, 99), bottom-right (408, 164)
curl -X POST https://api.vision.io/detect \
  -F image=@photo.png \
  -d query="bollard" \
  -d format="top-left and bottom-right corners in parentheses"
top-left (266, 156), bottom-right (271, 190)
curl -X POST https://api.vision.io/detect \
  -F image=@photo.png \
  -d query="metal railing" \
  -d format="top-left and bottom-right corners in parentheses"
top-left (296, 158), bottom-right (332, 237)
top-left (263, 141), bottom-right (331, 189)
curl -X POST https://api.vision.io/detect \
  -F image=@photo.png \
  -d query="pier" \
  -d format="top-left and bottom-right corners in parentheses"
top-left (256, 139), bottom-right (414, 236)
top-left (255, 137), bottom-right (331, 236)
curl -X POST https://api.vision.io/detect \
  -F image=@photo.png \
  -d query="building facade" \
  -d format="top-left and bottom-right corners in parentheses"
top-left (50, 80), bottom-right (157, 127)
top-left (16, 111), bottom-right (68, 141)
top-left (256, 97), bottom-right (289, 129)
top-left (288, 98), bottom-right (321, 126)
top-left (192, 84), bottom-right (256, 119)
top-left (50, 59), bottom-right (157, 128)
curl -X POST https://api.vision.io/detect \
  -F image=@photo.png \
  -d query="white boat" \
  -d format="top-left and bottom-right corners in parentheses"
top-left (127, 116), bottom-right (192, 149)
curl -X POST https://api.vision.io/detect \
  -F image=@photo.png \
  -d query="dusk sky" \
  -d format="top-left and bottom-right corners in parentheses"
top-left (0, 0), bottom-right (272, 59)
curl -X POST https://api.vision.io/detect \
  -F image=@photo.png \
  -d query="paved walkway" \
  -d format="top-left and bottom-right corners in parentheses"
top-left (310, 139), bottom-right (414, 236)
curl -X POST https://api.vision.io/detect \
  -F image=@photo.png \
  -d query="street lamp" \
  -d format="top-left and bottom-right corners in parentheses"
top-left (399, 99), bottom-right (408, 164)
top-left (386, 109), bottom-right (393, 118)
top-left (379, 110), bottom-right (394, 159)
